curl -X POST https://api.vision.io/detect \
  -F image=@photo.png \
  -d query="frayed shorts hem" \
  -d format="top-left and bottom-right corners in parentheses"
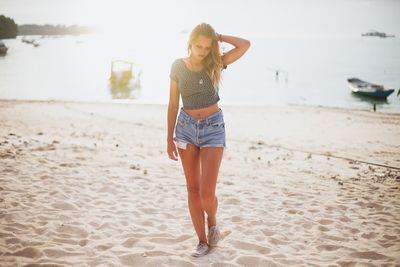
top-left (174, 138), bottom-right (225, 150)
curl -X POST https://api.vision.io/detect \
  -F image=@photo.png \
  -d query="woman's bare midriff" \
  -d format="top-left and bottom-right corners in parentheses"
top-left (183, 104), bottom-right (220, 119)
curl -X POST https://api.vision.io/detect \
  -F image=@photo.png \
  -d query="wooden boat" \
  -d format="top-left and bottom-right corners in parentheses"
top-left (109, 60), bottom-right (142, 99)
top-left (347, 78), bottom-right (394, 99)
top-left (0, 40), bottom-right (8, 55)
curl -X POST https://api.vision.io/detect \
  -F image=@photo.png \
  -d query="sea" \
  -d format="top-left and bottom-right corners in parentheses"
top-left (1, 0), bottom-right (400, 112)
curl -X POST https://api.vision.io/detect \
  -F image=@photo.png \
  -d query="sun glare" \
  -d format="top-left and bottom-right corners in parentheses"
top-left (71, 0), bottom-right (184, 40)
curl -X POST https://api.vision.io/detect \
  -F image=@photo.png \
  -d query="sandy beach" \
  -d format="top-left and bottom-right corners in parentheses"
top-left (1, 100), bottom-right (399, 267)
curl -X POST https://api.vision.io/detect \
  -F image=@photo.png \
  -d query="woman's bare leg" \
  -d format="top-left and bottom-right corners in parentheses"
top-left (178, 144), bottom-right (206, 242)
top-left (199, 147), bottom-right (224, 228)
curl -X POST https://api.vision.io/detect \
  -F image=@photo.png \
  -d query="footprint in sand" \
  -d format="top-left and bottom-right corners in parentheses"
top-left (235, 256), bottom-right (278, 267)
top-left (7, 247), bottom-right (42, 258)
top-left (317, 244), bottom-right (342, 251)
top-left (96, 243), bottom-right (113, 251)
top-left (57, 224), bottom-right (89, 238)
top-left (231, 240), bottom-right (271, 254)
top-left (349, 251), bottom-right (388, 260)
top-left (224, 198), bottom-right (240, 205)
top-left (51, 202), bottom-right (78, 211)
top-left (318, 219), bottom-right (334, 225)
top-left (121, 237), bottom-right (138, 248)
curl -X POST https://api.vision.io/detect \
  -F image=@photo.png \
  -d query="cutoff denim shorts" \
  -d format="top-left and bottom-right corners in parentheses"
top-left (174, 108), bottom-right (226, 149)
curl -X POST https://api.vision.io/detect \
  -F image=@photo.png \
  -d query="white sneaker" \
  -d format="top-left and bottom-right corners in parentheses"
top-left (207, 226), bottom-right (220, 247)
top-left (191, 241), bottom-right (210, 257)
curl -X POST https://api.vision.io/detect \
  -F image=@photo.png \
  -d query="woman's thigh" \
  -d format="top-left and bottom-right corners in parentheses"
top-left (178, 144), bottom-right (201, 190)
top-left (199, 147), bottom-right (224, 194)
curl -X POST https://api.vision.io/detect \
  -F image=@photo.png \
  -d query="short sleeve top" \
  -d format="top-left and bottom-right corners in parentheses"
top-left (169, 58), bottom-right (220, 110)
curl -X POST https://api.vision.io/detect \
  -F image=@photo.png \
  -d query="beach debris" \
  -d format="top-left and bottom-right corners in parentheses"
top-left (306, 153), bottom-right (312, 159)
top-left (79, 239), bottom-right (88, 246)
top-left (141, 252), bottom-right (147, 257)
top-left (338, 181), bottom-right (344, 186)
top-left (368, 165), bottom-right (375, 172)
top-left (130, 164), bottom-right (140, 170)
top-left (37, 132), bottom-right (44, 135)
top-left (143, 169), bottom-right (148, 175)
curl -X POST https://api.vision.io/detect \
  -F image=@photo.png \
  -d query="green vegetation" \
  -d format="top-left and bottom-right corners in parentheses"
top-left (0, 15), bottom-right (18, 38)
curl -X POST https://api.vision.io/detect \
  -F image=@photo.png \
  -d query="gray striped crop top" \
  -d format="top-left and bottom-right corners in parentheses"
top-left (169, 58), bottom-right (220, 110)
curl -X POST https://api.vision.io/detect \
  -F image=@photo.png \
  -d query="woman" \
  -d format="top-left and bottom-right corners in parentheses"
top-left (167, 23), bottom-right (250, 257)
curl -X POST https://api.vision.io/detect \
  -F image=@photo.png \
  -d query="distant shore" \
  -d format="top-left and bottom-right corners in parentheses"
top-left (1, 100), bottom-right (399, 266)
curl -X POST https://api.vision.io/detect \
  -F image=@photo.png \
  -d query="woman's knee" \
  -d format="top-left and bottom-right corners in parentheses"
top-left (187, 185), bottom-right (200, 198)
top-left (200, 190), bottom-right (215, 206)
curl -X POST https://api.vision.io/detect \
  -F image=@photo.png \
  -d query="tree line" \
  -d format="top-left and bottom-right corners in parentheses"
top-left (0, 14), bottom-right (94, 39)
top-left (0, 15), bottom-right (18, 38)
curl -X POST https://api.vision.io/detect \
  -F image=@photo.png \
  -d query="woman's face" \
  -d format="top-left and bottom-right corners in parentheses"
top-left (190, 35), bottom-right (213, 61)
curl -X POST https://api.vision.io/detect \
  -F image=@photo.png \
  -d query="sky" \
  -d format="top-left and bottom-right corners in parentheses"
top-left (1, 0), bottom-right (400, 38)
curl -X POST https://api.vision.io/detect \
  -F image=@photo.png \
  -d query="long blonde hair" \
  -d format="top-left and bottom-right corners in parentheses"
top-left (187, 23), bottom-right (223, 89)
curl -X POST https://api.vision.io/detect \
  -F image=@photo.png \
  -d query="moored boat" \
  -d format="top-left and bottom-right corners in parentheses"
top-left (347, 78), bottom-right (394, 99)
top-left (0, 40), bottom-right (8, 55)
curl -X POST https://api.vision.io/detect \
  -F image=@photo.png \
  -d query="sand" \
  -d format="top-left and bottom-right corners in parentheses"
top-left (0, 100), bottom-right (399, 267)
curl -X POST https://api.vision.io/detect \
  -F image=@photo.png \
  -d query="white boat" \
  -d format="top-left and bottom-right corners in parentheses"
top-left (347, 78), bottom-right (394, 99)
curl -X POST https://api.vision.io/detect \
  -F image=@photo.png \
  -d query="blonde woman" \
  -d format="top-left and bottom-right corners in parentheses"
top-left (167, 23), bottom-right (250, 257)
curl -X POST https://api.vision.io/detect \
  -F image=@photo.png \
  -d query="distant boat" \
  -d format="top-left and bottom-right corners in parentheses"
top-left (347, 78), bottom-right (394, 99)
top-left (22, 37), bottom-right (40, 47)
top-left (361, 30), bottom-right (395, 38)
top-left (0, 40), bottom-right (8, 55)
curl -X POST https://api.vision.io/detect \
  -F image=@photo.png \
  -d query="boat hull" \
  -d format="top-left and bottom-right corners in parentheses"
top-left (347, 78), bottom-right (394, 99)
top-left (0, 47), bottom-right (8, 55)
top-left (351, 89), bottom-right (394, 99)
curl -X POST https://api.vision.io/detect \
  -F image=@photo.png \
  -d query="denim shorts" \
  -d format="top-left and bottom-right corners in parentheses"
top-left (174, 108), bottom-right (226, 149)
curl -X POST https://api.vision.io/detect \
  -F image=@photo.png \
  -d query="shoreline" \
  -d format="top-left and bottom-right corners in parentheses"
top-left (1, 98), bottom-right (400, 115)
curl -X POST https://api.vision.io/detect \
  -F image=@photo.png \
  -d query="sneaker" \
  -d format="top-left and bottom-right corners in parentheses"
top-left (207, 225), bottom-right (220, 247)
top-left (191, 241), bottom-right (210, 257)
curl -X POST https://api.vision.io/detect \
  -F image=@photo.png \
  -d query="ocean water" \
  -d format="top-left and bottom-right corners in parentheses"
top-left (1, 0), bottom-right (400, 112)
top-left (1, 34), bottom-right (399, 112)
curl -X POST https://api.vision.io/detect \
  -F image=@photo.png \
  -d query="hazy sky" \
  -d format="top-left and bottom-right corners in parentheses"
top-left (1, 0), bottom-right (400, 38)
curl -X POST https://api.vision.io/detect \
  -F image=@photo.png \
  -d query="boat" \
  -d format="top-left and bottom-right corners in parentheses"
top-left (361, 30), bottom-right (395, 38)
top-left (22, 37), bottom-right (40, 47)
top-left (0, 40), bottom-right (8, 55)
top-left (347, 78), bottom-right (394, 99)
top-left (109, 60), bottom-right (142, 99)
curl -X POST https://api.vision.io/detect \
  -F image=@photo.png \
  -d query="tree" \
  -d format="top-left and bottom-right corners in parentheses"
top-left (0, 15), bottom-right (18, 39)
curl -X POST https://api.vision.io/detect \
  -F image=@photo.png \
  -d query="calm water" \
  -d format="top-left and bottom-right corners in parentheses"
top-left (1, 33), bottom-right (399, 112)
